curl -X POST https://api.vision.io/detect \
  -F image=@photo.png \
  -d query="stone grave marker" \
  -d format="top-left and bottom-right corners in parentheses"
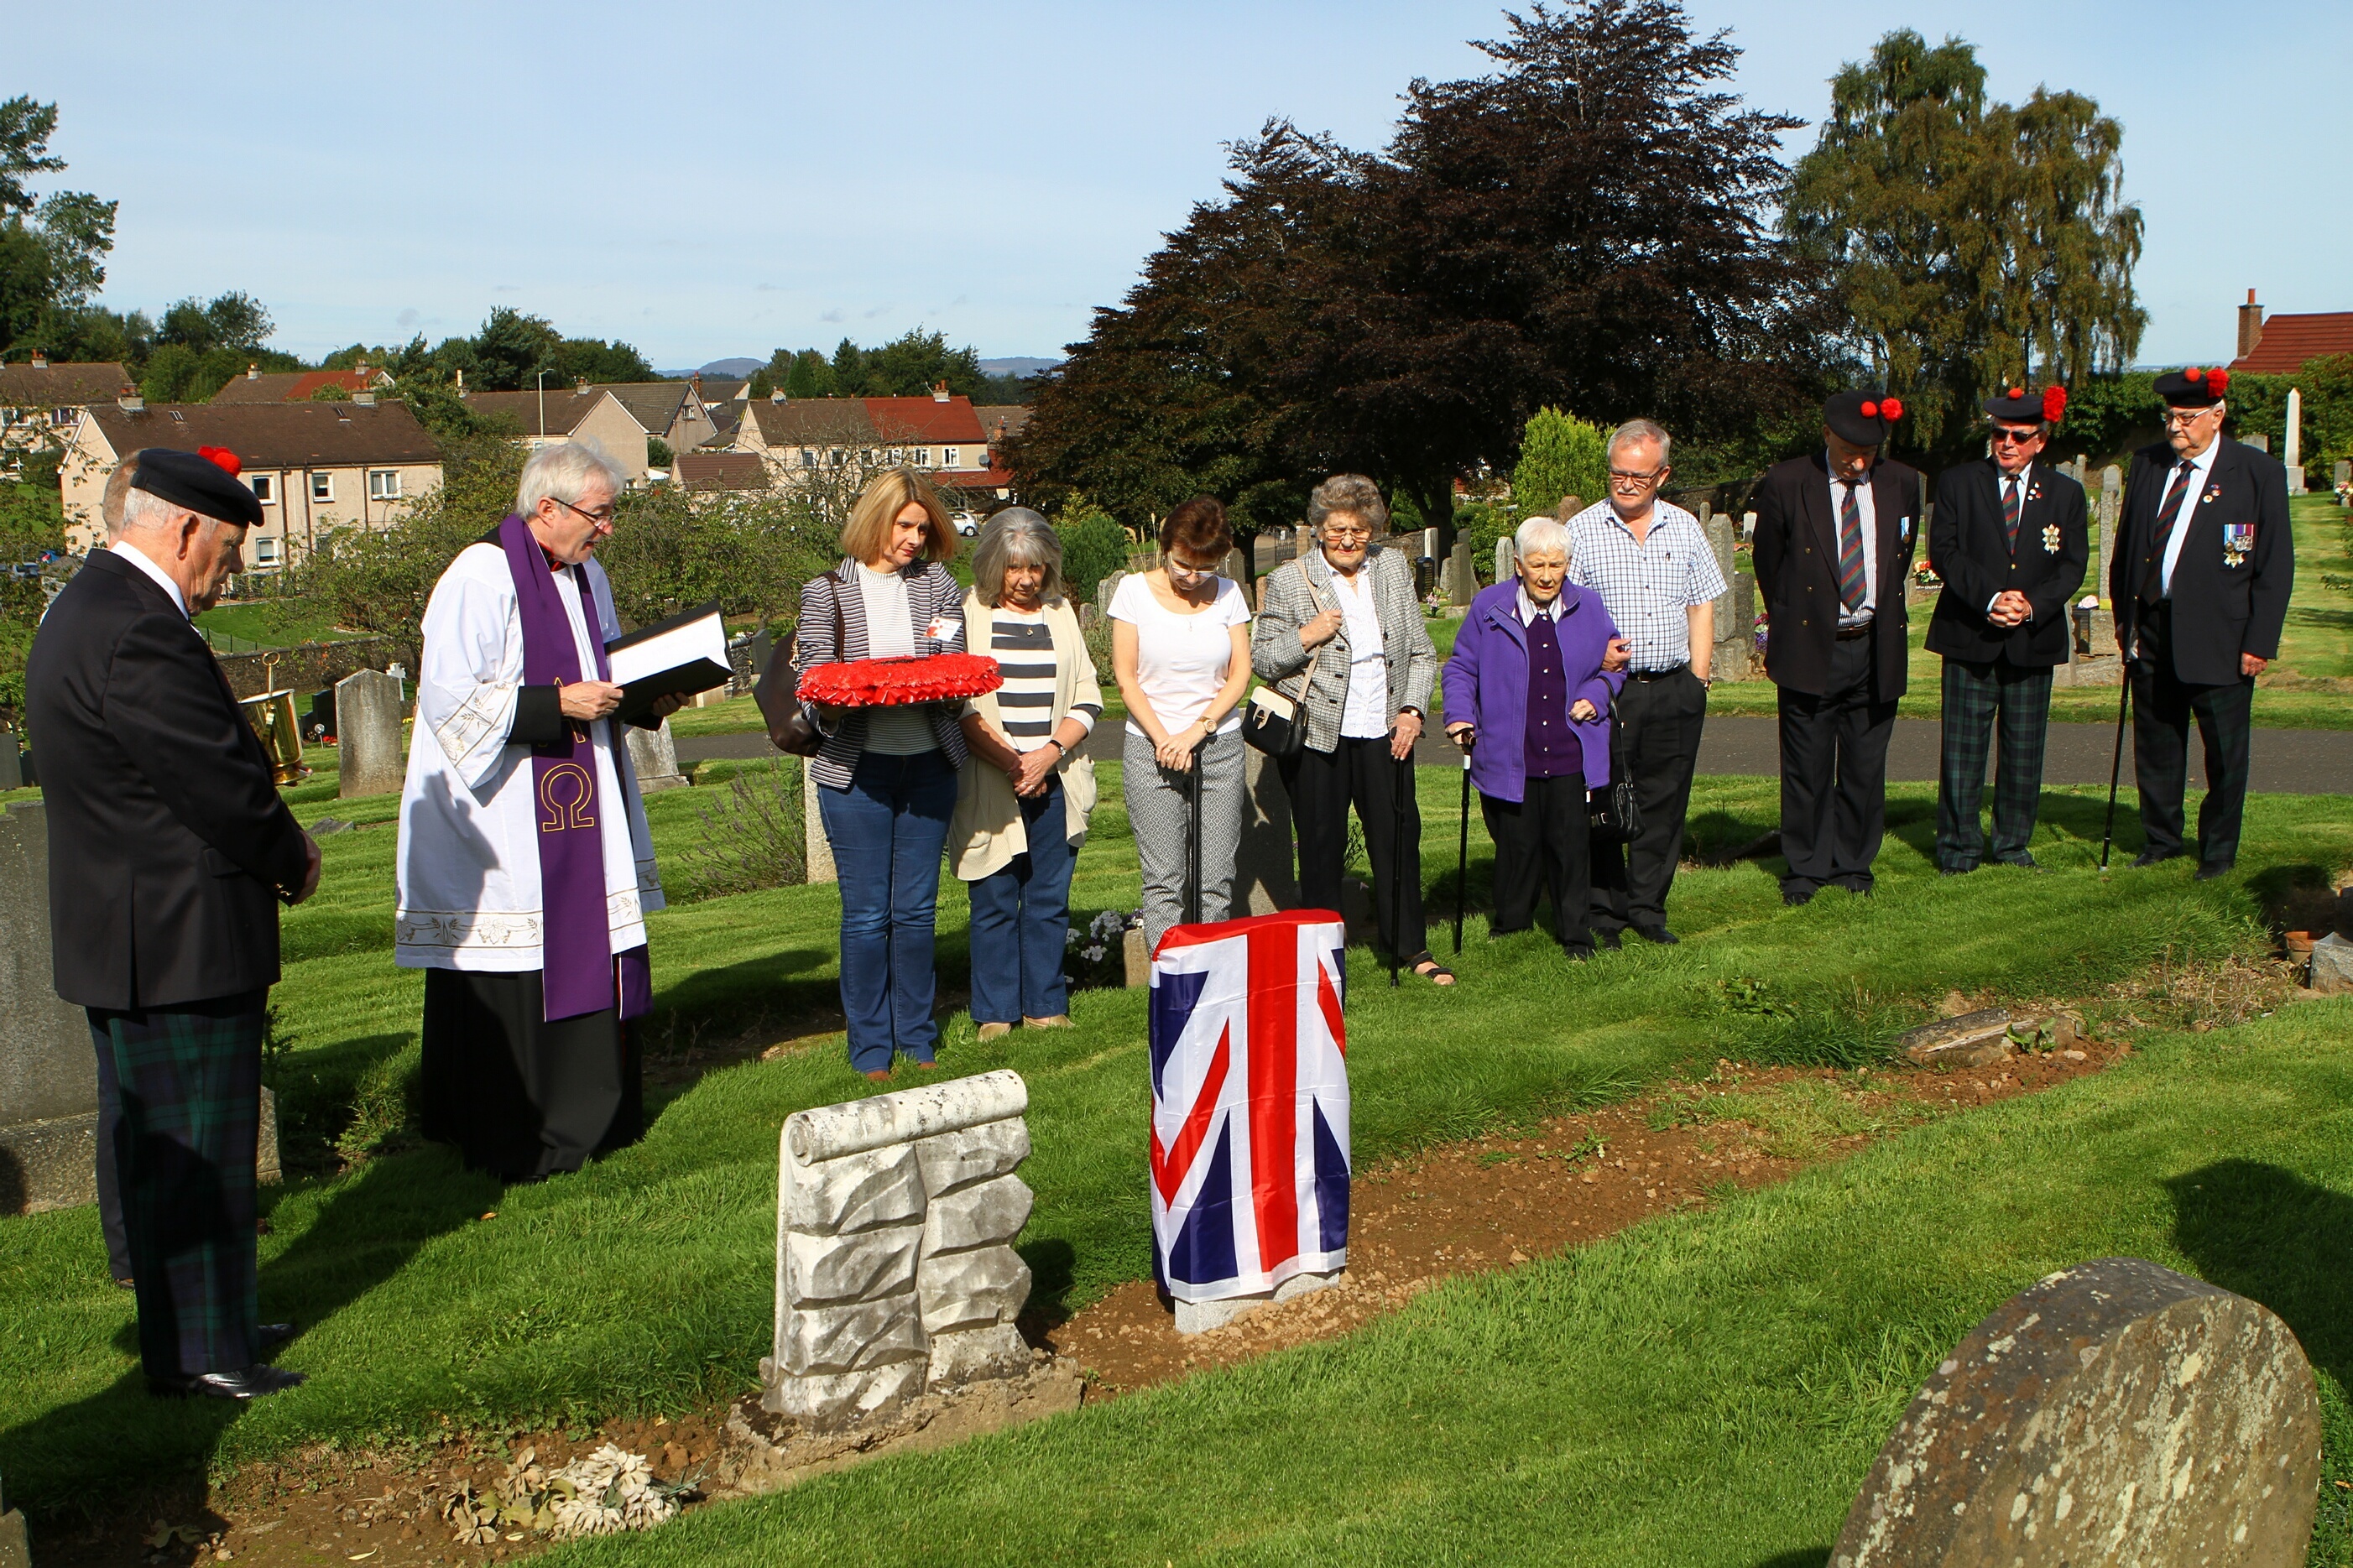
top-left (2097, 465), bottom-right (2122, 594)
top-left (1236, 748), bottom-right (1299, 918)
top-left (1096, 570), bottom-right (1127, 612)
top-left (1703, 514), bottom-right (1745, 679)
top-left (2307, 931), bottom-right (2353, 993)
top-left (1077, 602), bottom-right (1099, 631)
top-left (0, 734), bottom-right (18, 792)
top-left (1553, 494), bottom-right (1583, 521)
top-left (2334, 458), bottom-right (2349, 497)
top-left (1445, 541), bottom-right (1477, 604)
top-left (1296, 526), bottom-right (1315, 560)
top-left (2246, 433), bottom-right (2269, 454)
top-left (625, 718), bottom-right (688, 794)
top-left (0, 801), bottom-right (101, 1214)
top-left (763, 1070), bottom-right (1036, 1430)
top-left (1494, 535), bottom-right (1516, 583)
top-left (1740, 509), bottom-right (1756, 541)
top-left (1422, 526), bottom-right (1438, 562)
top-left (1830, 1257), bottom-right (2320, 1568)
top-left (335, 668), bottom-right (407, 799)
top-left (2285, 388), bottom-right (2303, 489)
top-left (801, 757), bottom-right (835, 885)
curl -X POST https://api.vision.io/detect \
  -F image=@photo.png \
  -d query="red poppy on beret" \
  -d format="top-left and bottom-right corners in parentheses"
top-left (2208, 369), bottom-right (2230, 396)
top-left (197, 445), bottom-right (243, 477)
top-left (2042, 386), bottom-right (2068, 424)
top-left (1860, 400), bottom-right (1879, 419)
top-left (2008, 387), bottom-right (2024, 400)
top-left (1880, 397), bottom-right (1904, 421)
top-left (2184, 367), bottom-right (2205, 384)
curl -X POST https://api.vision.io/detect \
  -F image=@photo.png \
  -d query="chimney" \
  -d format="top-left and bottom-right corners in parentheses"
top-left (931, 381), bottom-right (950, 404)
top-left (356, 359), bottom-right (368, 377)
top-left (246, 362), bottom-right (258, 380)
top-left (353, 389), bottom-right (376, 407)
top-left (456, 368), bottom-right (467, 397)
top-left (2238, 289), bottom-right (2265, 361)
top-left (770, 387), bottom-right (785, 404)
top-left (30, 350), bottom-right (48, 370)
top-left (117, 386), bottom-right (143, 412)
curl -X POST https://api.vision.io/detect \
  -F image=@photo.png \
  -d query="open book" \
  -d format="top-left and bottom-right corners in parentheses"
top-left (604, 600), bottom-right (730, 726)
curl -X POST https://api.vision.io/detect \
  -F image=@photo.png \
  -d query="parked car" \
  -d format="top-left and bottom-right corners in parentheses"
top-left (952, 510), bottom-right (980, 536)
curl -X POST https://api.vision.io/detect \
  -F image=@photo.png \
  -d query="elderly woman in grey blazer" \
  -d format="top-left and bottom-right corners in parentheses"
top-left (1251, 474), bottom-right (1448, 984)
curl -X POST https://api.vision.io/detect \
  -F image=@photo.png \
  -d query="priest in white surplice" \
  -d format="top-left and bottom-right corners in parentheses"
top-left (396, 442), bottom-right (680, 1180)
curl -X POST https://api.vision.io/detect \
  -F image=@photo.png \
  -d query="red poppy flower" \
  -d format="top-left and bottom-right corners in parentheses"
top-left (2008, 386), bottom-right (2024, 400)
top-left (797, 654), bottom-right (1004, 708)
top-left (197, 445), bottom-right (243, 477)
top-left (1859, 400), bottom-right (1878, 419)
top-left (1880, 397), bottom-right (1904, 422)
top-left (2208, 369), bottom-right (2230, 396)
top-left (2041, 386), bottom-right (2068, 424)
top-left (2184, 367), bottom-right (2205, 384)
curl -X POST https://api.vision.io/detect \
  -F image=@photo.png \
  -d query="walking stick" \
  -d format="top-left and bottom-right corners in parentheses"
top-left (1390, 753), bottom-right (1411, 988)
top-left (2100, 657), bottom-right (2133, 873)
top-left (1182, 737), bottom-right (1205, 926)
top-left (1453, 745), bottom-right (1472, 956)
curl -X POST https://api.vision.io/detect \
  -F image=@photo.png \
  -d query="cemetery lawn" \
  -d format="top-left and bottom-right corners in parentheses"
top-left (547, 995), bottom-right (2353, 1568)
top-left (1, 753), bottom-right (2348, 1533)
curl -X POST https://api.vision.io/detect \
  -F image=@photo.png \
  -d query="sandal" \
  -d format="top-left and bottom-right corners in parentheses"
top-left (1406, 952), bottom-right (1457, 987)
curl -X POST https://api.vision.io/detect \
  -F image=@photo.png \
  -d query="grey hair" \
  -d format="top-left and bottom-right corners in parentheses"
top-left (515, 440), bottom-right (627, 518)
top-left (118, 487), bottom-right (184, 533)
top-left (1515, 517), bottom-right (1570, 560)
top-left (973, 507), bottom-right (1066, 607)
top-left (1305, 473), bottom-right (1389, 535)
top-left (1607, 418), bottom-right (1671, 467)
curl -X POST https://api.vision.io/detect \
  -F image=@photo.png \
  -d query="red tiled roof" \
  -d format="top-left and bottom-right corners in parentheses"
top-left (2230, 312), bottom-right (2353, 375)
top-left (674, 451), bottom-right (768, 492)
top-left (863, 396), bottom-right (986, 445)
top-left (934, 466), bottom-right (1014, 493)
top-left (210, 367), bottom-right (393, 404)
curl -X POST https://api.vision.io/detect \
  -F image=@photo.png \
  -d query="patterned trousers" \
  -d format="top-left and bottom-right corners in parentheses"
top-left (1126, 728), bottom-right (1245, 953)
top-left (87, 991), bottom-right (269, 1378)
top-left (1934, 659), bottom-right (2054, 871)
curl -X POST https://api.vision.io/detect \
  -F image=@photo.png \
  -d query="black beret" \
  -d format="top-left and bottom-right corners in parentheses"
top-left (2152, 367), bottom-right (2230, 409)
top-left (1982, 386), bottom-right (2052, 424)
top-left (130, 447), bottom-right (263, 529)
top-left (1824, 389), bottom-right (1903, 447)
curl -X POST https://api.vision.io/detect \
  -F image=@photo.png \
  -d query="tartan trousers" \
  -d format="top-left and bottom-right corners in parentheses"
top-left (87, 991), bottom-right (268, 1378)
top-left (1934, 659), bottom-right (2054, 871)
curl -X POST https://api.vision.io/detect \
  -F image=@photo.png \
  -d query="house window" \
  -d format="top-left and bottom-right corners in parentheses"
top-left (800, 448), bottom-right (817, 467)
top-left (941, 447), bottom-right (957, 468)
top-left (249, 474), bottom-right (274, 503)
top-left (310, 472), bottom-right (334, 503)
top-left (254, 537), bottom-right (281, 565)
top-left (368, 469), bottom-right (401, 500)
top-left (50, 407), bottom-right (75, 426)
top-left (831, 449), bottom-right (846, 467)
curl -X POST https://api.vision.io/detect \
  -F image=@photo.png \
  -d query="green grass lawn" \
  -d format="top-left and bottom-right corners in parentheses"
top-left (194, 596), bottom-right (359, 649)
top-left (544, 997), bottom-right (2353, 1567)
top-left (3, 727), bottom-right (2346, 1521)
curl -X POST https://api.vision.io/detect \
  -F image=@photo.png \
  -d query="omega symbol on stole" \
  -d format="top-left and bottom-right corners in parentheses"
top-left (538, 761), bottom-right (597, 831)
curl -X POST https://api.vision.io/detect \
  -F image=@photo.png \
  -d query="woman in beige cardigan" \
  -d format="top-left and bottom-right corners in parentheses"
top-left (953, 509), bottom-right (1103, 1040)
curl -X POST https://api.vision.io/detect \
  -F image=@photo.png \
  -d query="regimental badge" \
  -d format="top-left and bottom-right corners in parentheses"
top-left (2203, 483), bottom-right (2223, 507)
top-left (1899, 515), bottom-right (1912, 543)
top-left (2223, 521), bottom-right (2254, 569)
top-left (2027, 483), bottom-right (2044, 503)
top-left (2042, 524), bottom-right (2062, 555)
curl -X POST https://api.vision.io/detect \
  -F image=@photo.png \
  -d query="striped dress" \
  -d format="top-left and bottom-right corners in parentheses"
top-left (978, 605), bottom-right (1099, 748)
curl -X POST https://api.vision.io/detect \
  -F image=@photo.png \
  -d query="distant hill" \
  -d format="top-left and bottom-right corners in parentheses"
top-left (978, 357), bottom-right (1061, 379)
top-left (657, 357), bottom-right (764, 379)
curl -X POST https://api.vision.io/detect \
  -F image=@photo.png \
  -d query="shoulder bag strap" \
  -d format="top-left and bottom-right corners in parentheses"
top-left (1285, 565), bottom-right (1328, 700)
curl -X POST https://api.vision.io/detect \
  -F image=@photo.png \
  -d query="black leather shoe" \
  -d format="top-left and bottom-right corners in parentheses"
top-left (1782, 887), bottom-right (1814, 908)
top-left (1938, 864), bottom-right (1975, 877)
top-left (1994, 853), bottom-right (2041, 871)
top-left (2194, 861), bottom-right (2235, 881)
top-left (1631, 924), bottom-right (1679, 945)
top-left (1594, 929), bottom-right (1622, 951)
top-left (257, 1322), bottom-right (295, 1355)
top-left (149, 1363), bottom-right (306, 1400)
top-left (2131, 850), bottom-right (2182, 870)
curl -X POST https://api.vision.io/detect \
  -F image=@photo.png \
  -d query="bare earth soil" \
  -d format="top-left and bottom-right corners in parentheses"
top-left (39, 1037), bottom-right (2124, 1567)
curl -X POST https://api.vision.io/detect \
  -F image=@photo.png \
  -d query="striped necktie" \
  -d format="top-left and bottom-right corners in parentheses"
top-left (1837, 481), bottom-right (1867, 614)
top-left (2002, 475), bottom-right (2022, 555)
top-left (2137, 461), bottom-right (2197, 607)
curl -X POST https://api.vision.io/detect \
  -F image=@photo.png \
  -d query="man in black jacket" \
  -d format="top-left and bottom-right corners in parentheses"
top-left (1925, 387), bottom-right (2090, 873)
top-left (1751, 392), bottom-right (1923, 904)
top-left (26, 446), bottom-right (321, 1399)
top-left (2108, 367), bottom-right (2292, 877)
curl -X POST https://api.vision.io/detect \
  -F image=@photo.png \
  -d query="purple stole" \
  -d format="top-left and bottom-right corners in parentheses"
top-left (495, 514), bottom-right (651, 1024)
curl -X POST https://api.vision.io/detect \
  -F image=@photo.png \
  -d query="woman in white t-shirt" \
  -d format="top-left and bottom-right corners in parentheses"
top-left (1109, 496), bottom-right (1254, 950)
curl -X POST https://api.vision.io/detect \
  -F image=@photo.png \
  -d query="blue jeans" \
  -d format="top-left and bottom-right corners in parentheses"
top-left (818, 749), bottom-right (957, 1071)
top-left (967, 776), bottom-right (1075, 1024)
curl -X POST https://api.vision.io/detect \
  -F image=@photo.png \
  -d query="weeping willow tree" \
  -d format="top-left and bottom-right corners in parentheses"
top-left (1783, 31), bottom-right (2145, 461)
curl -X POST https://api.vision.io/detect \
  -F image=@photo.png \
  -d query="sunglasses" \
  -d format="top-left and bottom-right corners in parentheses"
top-left (1989, 428), bottom-right (2043, 445)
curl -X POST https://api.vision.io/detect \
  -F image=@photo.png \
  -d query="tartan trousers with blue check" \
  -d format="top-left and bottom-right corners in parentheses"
top-left (87, 990), bottom-right (269, 1378)
top-left (1934, 658), bottom-right (2054, 872)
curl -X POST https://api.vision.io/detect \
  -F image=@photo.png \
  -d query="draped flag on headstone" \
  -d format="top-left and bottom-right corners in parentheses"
top-left (1148, 910), bottom-right (1350, 1302)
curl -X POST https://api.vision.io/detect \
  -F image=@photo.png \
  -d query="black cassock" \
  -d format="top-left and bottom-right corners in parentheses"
top-left (419, 960), bottom-right (645, 1181)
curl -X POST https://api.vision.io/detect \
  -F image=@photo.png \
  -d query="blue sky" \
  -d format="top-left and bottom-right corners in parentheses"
top-left (17, 0), bottom-right (2345, 370)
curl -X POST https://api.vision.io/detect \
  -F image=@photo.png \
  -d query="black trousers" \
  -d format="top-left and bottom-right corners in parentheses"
top-left (1481, 774), bottom-right (1592, 952)
top-left (1589, 666), bottom-right (1708, 932)
top-left (1776, 631), bottom-right (1897, 895)
top-left (420, 968), bottom-right (644, 1182)
top-left (2131, 605), bottom-right (2254, 868)
top-left (93, 1025), bottom-right (132, 1282)
top-left (1281, 734), bottom-right (1427, 960)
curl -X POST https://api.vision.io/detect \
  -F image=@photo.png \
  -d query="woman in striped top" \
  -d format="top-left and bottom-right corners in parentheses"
top-left (952, 510), bottom-right (1103, 1039)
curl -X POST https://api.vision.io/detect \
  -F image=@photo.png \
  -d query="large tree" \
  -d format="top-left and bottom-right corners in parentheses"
top-left (0, 97), bottom-right (117, 357)
top-left (1783, 30), bottom-right (2145, 459)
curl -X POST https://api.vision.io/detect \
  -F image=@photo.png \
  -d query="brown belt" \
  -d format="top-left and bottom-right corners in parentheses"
top-left (1834, 621), bottom-right (1874, 641)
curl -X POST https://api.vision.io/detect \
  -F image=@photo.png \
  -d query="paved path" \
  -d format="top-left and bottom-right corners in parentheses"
top-left (676, 716), bottom-right (2353, 794)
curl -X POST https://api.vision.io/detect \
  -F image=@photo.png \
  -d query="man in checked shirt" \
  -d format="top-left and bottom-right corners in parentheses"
top-left (1565, 419), bottom-right (1725, 947)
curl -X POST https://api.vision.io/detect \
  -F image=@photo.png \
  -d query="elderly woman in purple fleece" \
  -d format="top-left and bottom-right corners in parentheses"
top-left (1443, 517), bottom-right (1628, 959)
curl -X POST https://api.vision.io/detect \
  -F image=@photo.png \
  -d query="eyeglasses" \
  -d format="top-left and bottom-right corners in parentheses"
top-left (1607, 466), bottom-right (1667, 487)
top-left (1321, 526), bottom-right (1373, 542)
top-left (558, 497), bottom-right (617, 528)
top-left (1166, 556), bottom-right (1219, 580)
top-left (2160, 408), bottom-right (2218, 428)
top-left (1989, 427), bottom-right (2043, 445)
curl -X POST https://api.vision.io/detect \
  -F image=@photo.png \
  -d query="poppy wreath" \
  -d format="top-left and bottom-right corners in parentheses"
top-left (797, 653), bottom-right (1004, 708)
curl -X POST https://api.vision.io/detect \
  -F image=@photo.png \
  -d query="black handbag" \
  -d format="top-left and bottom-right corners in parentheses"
top-left (755, 570), bottom-right (845, 758)
top-left (1587, 701), bottom-right (1642, 845)
top-left (1242, 580), bottom-right (1328, 759)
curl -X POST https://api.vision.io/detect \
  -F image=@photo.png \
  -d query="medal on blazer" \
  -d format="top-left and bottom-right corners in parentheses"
top-left (2042, 524), bottom-right (2062, 555)
top-left (2223, 521), bottom-right (2253, 569)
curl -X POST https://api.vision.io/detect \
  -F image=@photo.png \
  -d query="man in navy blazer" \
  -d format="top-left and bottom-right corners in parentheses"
top-left (1750, 391), bottom-right (1923, 904)
top-left (1924, 386), bottom-right (2089, 873)
top-left (2108, 367), bottom-right (2292, 876)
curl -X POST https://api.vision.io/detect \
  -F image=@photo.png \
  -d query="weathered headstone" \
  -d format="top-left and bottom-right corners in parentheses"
top-left (1218, 546), bottom-right (1248, 585)
top-left (1123, 925), bottom-right (1150, 988)
top-left (1096, 570), bottom-right (1126, 612)
top-left (0, 802), bottom-right (101, 1215)
top-left (2334, 458), bottom-right (2350, 498)
top-left (1295, 526), bottom-right (1315, 560)
top-left (1495, 535), bottom-right (1516, 583)
top-left (2245, 433), bottom-right (2269, 454)
top-left (1553, 494), bottom-right (1584, 522)
top-left (1236, 748), bottom-right (1299, 918)
top-left (335, 668), bottom-right (406, 799)
top-left (0, 736), bottom-right (18, 793)
top-left (625, 718), bottom-right (688, 794)
top-left (2097, 465), bottom-right (2122, 600)
top-left (2284, 388), bottom-right (2303, 486)
top-left (1896, 1006), bottom-right (2013, 1068)
top-left (1740, 509), bottom-right (1756, 541)
top-left (1077, 602), bottom-right (1099, 631)
top-left (1831, 1257), bottom-right (2320, 1567)
top-left (762, 1070), bottom-right (1035, 1430)
top-left (1701, 515), bottom-right (1747, 681)
top-left (2307, 931), bottom-right (2353, 994)
top-left (1445, 541), bottom-right (1477, 605)
top-left (1422, 526), bottom-right (1438, 562)
top-left (801, 757), bottom-right (836, 885)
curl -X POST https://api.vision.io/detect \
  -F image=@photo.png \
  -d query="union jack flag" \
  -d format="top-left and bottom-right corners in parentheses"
top-left (1149, 909), bottom-right (1350, 1301)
